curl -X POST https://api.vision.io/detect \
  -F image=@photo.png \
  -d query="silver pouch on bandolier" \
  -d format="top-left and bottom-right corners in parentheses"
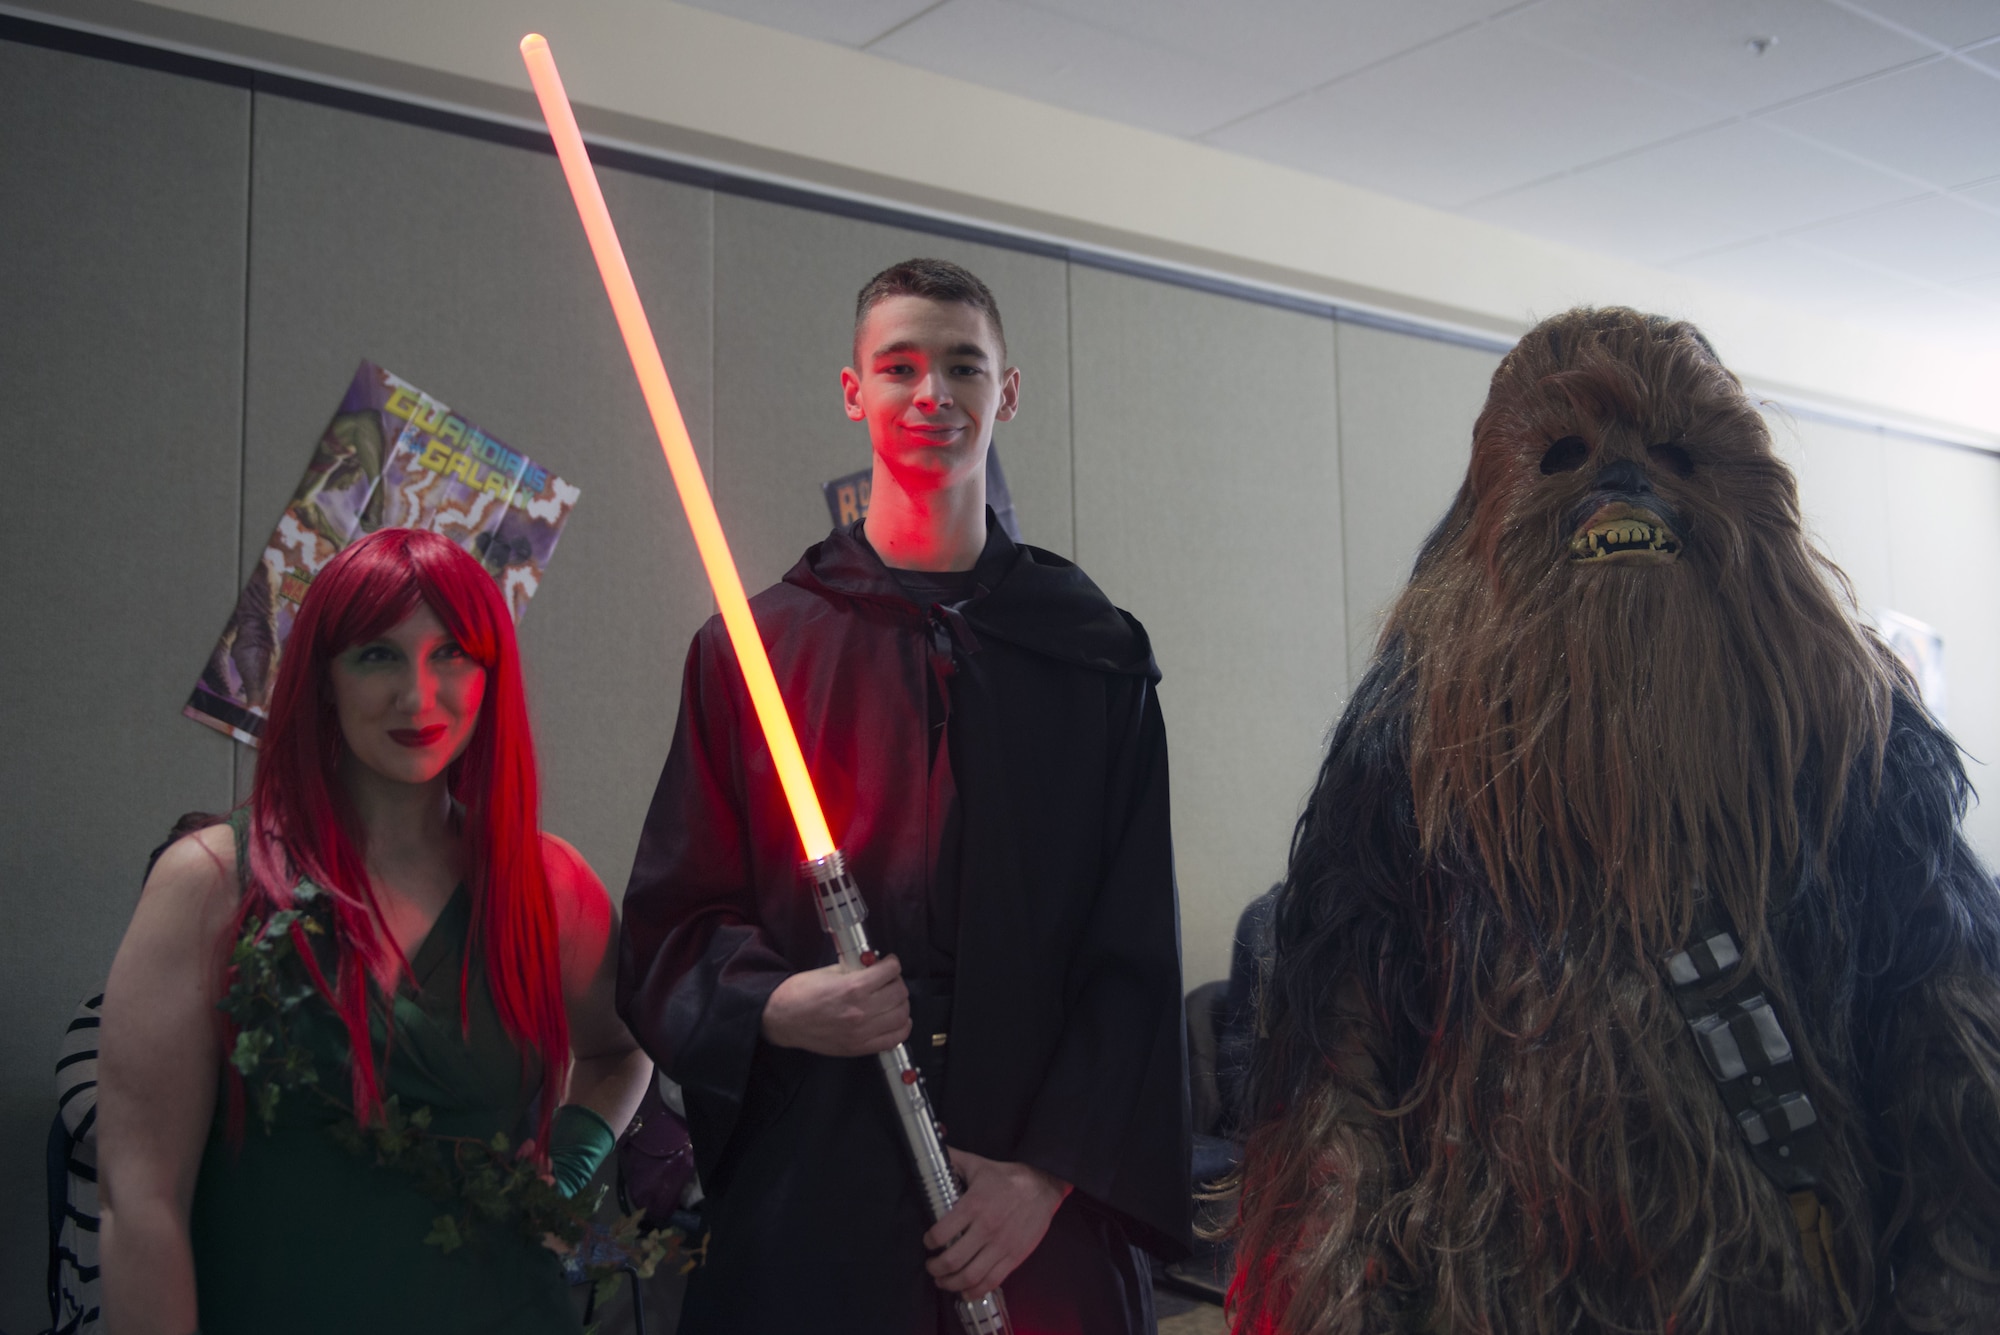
top-left (1663, 928), bottom-right (1826, 1192)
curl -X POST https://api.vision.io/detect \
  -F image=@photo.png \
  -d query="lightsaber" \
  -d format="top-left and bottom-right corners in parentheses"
top-left (519, 35), bottom-right (1008, 1335)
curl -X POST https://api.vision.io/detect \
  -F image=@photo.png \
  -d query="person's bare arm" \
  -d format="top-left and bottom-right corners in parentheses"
top-left (98, 825), bottom-right (238, 1335)
top-left (544, 835), bottom-right (652, 1135)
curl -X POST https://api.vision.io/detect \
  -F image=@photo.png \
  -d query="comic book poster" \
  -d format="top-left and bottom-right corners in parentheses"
top-left (185, 361), bottom-right (580, 745)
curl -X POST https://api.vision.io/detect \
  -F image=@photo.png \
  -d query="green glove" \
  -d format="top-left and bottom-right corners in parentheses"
top-left (548, 1103), bottom-right (617, 1198)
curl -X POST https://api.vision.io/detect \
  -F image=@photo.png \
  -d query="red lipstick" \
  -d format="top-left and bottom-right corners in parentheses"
top-left (389, 725), bottom-right (448, 748)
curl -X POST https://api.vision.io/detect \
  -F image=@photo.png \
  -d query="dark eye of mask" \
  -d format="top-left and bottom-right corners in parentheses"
top-left (1540, 436), bottom-right (1590, 475)
top-left (1649, 441), bottom-right (1696, 478)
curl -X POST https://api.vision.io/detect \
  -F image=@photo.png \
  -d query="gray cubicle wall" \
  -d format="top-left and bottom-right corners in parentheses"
top-left (1334, 322), bottom-right (1503, 681)
top-left (1779, 412), bottom-right (2000, 858)
top-left (0, 34), bottom-right (249, 1327)
top-left (1070, 266), bottom-right (1347, 996)
top-left (6, 20), bottom-right (2000, 1331)
top-left (236, 90), bottom-right (719, 878)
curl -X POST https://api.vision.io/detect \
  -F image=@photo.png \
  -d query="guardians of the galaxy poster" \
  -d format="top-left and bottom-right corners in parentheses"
top-left (185, 361), bottom-right (579, 744)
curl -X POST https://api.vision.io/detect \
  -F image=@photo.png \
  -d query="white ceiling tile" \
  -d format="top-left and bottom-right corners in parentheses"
top-left (1838, 285), bottom-right (2000, 353)
top-left (1205, 23), bottom-right (1719, 208)
top-left (1789, 192), bottom-right (2000, 281)
top-left (680, 0), bottom-right (939, 48)
top-left (687, 0), bottom-right (2000, 314)
top-left (1465, 171), bottom-right (1732, 267)
top-left (869, 0), bottom-right (1289, 138)
top-left (1666, 236), bottom-right (1934, 312)
top-left (1465, 120), bottom-right (1921, 265)
top-left (1761, 57), bottom-right (2000, 187)
top-left (1007, 0), bottom-right (1526, 101)
top-left (1833, 1), bottom-right (2000, 49)
top-left (1507, 0), bottom-right (1930, 116)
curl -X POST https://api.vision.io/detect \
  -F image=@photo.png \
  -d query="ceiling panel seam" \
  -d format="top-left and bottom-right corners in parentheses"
top-left (1825, 0), bottom-right (2000, 82)
top-left (1190, 0), bottom-right (1553, 142)
top-left (1459, 53), bottom-right (1960, 215)
top-left (861, 1), bottom-right (947, 52)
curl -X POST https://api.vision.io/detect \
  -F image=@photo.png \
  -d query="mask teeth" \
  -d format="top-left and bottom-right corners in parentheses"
top-left (1570, 518), bottom-right (1680, 560)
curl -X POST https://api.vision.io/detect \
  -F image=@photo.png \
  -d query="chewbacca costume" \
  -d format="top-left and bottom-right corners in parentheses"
top-left (1233, 309), bottom-right (2000, 1335)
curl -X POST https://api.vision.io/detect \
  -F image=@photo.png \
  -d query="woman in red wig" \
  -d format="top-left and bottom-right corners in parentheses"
top-left (96, 527), bottom-right (652, 1334)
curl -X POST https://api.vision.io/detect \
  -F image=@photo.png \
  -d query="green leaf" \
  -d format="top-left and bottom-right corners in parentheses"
top-left (229, 1028), bottom-right (272, 1076)
top-left (424, 1215), bottom-right (464, 1253)
top-left (219, 897), bottom-right (637, 1261)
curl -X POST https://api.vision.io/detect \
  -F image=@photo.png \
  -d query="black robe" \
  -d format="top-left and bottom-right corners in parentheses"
top-left (618, 519), bottom-right (1194, 1334)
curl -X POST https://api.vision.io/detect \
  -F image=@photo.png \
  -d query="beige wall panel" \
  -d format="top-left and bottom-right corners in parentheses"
top-left (1334, 322), bottom-right (1501, 683)
top-left (1069, 265), bottom-right (1343, 987)
top-left (1885, 440), bottom-right (2000, 864)
top-left (710, 193), bottom-right (1073, 597)
top-left (1768, 410), bottom-right (1893, 614)
top-left (0, 38), bottom-right (247, 1333)
top-left (242, 92), bottom-right (715, 889)
top-left (1782, 415), bottom-right (2000, 865)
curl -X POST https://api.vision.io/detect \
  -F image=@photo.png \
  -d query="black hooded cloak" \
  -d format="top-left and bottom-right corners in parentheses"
top-left (618, 517), bottom-right (1193, 1334)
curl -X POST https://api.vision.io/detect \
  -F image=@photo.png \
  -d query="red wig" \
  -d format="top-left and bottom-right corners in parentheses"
top-left (225, 527), bottom-right (568, 1149)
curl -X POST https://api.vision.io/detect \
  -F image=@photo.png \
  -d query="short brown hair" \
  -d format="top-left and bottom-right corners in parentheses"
top-left (853, 258), bottom-right (1007, 362)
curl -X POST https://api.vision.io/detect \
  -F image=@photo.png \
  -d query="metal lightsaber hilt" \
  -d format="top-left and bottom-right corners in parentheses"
top-left (803, 850), bottom-right (1010, 1335)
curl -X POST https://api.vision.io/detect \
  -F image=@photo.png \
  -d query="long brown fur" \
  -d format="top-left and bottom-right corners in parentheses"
top-left (1233, 308), bottom-right (2000, 1334)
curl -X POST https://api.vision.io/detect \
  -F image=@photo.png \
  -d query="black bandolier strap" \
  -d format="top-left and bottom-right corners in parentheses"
top-left (1663, 929), bottom-right (1855, 1321)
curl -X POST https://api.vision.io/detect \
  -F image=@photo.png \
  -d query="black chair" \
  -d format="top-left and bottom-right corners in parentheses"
top-left (558, 1100), bottom-right (712, 1335)
top-left (568, 1254), bottom-right (647, 1335)
top-left (1162, 889), bottom-right (1279, 1305)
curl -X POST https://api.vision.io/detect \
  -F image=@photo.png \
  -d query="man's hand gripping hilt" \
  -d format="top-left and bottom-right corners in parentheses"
top-left (802, 850), bottom-right (1010, 1335)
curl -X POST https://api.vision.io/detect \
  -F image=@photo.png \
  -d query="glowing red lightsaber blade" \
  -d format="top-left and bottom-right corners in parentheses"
top-left (521, 38), bottom-right (1009, 1332)
top-left (518, 32), bottom-right (833, 863)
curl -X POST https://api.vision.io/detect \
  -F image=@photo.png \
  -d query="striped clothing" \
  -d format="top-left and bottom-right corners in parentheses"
top-left (53, 991), bottom-right (102, 1335)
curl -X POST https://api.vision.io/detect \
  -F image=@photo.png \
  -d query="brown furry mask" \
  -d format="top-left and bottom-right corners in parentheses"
top-left (1232, 306), bottom-right (2000, 1335)
top-left (1389, 306), bottom-right (1890, 959)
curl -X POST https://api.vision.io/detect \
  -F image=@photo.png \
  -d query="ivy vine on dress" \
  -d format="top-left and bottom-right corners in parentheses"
top-left (218, 883), bottom-right (680, 1304)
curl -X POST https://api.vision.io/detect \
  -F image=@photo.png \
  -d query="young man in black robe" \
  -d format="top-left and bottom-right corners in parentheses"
top-left (618, 259), bottom-right (1193, 1333)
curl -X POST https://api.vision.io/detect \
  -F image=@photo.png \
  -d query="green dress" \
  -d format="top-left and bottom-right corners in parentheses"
top-left (190, 812), bottom-right (577, 1334)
